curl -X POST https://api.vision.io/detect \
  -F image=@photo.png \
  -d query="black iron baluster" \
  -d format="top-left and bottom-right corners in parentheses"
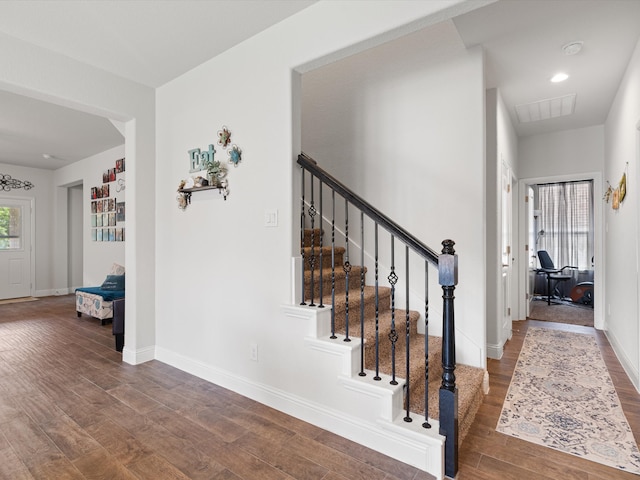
top-left (343, 199), bottom-right (351, 342)
top-left (423, 259), bottom-right (431, 429)
top-left (300, 169), bottom-right (306, 305)
top-left (330, 190), bottom-right (336, 339)
top-left (388, 236), bottom-right (398, 385)
top-left (374, 223), bottom-right (381, 380)
top-left (404, 245), bottom-right (412, 422)
top-left (318, 180), bottom-right (324, 308)
top-left (308, 176), bottom-right (317, 307)
top-left (359, 211), bottom-right (366, 376)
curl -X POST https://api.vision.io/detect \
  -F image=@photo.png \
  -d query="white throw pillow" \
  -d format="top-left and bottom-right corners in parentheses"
top-left (109, 263), bottom-right (125, 275)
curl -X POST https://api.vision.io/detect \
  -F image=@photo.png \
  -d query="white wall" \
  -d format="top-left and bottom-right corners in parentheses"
top-left (54, 145), bottom-right (126, 287)
top-left (518, 125), bottom-right (604, 179)
top-left (0, 35), bottom-right (155, 363)
top-left (300, 20), bottom-right (486, 368)
top-left (68, 185), bottom-right (83, 290)
top-left (604, 37), bottom-right (640, 389)
top-left (155, 0), bottom-right (487, 459)
top-left (0, 163), bottom-right (53, 295)
top-left (485, 88), bottom-right (518, 359)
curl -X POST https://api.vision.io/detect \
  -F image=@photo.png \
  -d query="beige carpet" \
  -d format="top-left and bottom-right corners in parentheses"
top-left (528, 298), bottom-right (594, 327)
top-left (497, 327), bottom-right (640, 475)
top-left (0, 296), bottom-right (38, 305)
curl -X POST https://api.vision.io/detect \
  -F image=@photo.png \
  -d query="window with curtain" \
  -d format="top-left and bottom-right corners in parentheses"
top-left (537, 180), bottom-right (594, 271)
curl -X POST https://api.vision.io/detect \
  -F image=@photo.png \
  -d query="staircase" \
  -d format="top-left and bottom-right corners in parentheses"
top-left (302, 228), bottom-right (485, 445)
top-left (295, 153), bottom-right (486, 478)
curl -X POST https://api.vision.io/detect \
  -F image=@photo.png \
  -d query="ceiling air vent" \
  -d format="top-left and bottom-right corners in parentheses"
top-left (515, 93), bottom-right (576, 123)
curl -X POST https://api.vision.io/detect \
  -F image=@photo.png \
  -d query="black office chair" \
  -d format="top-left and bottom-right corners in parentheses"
top-left (537, 250), bottom-right (576, 305)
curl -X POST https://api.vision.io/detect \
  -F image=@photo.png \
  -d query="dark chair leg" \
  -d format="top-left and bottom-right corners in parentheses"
top-left (115, 334), bottom-right (124, 352)
top-left (547, 275), bottom-right (552, 305)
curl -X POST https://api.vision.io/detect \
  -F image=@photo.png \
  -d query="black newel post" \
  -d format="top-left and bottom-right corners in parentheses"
top-left (439, 239), bottom-right (458, 479)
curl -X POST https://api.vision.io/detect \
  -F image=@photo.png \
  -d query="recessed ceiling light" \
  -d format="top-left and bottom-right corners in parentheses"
top-left (562, 41), bottom-right (583, 56)
top-left (42, 153), bottom-right (53, 159)
top-left (551, 73), bottom-right (569, 83)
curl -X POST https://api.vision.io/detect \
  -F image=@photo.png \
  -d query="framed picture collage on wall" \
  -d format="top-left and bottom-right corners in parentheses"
top-left (90, 157), bottom-right (125, 242)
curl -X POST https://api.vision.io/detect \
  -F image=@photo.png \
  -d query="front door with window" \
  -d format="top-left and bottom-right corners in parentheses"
top-left (0, 198), bottom-right (32, 300)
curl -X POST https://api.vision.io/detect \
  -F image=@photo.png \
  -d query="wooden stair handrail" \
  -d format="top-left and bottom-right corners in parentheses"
top-left (298, 153), bottom-right (439, 266)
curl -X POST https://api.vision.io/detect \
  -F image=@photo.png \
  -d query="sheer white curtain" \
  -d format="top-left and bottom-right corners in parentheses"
top-left (538, 180), bottom-right (593, 270)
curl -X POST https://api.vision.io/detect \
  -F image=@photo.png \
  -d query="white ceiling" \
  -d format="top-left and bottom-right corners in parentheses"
top-left (0, 0), bottom-right (639, 170)
top-left (0, 0), bottom-right (317, 89)
top-left (453, 0), bottom-right (640, 137)
top-left (0, 0), bottom-right (316, 170)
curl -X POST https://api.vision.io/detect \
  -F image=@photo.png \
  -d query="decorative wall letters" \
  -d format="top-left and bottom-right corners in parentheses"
top-left (188, 144), bottom-right (216, 173)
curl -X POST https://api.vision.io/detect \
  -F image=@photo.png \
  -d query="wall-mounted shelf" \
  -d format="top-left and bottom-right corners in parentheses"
top-left (178, 185), bottom-right (227, 202)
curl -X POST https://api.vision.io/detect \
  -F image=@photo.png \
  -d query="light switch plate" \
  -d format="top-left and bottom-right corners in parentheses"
top-left (264, 209), bottom-right (278, 227)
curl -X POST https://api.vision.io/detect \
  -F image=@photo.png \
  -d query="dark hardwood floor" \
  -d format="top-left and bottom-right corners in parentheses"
top-left (1, 296), bottom-right (638, 479)
top-left (0, 295), bottom-right (433, 480)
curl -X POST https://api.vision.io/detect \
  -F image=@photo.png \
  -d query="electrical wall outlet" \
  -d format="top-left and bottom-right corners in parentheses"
top-left (249, 343), bottom-right (258, 362)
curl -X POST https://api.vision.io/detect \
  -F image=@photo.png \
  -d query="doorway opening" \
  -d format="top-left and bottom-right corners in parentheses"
top-left (527, 179), bottom-right (595, 328)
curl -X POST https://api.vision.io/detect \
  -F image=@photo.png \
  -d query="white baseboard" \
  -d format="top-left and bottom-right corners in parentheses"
top-left (122, 345), bottom-right (155, 365)
top-left (486, 342), bottom-right (504, 360)
top-left (605, 330), bottom-right (639, 392)
top-left (36, 288), bottom-right (72, 297)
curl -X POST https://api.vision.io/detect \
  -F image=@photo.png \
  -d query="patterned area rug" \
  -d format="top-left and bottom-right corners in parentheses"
top-left (528, 299), bottom-right (594, 327)
top-left (497, 327), bottom-right (640, 474)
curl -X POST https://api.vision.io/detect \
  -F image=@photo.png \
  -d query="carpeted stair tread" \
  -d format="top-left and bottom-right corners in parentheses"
top-left (328, 286), bottom-right (392, 332)
top-left (303, 228), bottom-right (323, 247)
top-left (303, 246), bottom-right (345, 270)
top-left (420, 364), bottom-right (485, 443)
top-left (304, 266), bottom-right (367, 300)
top-left (333, 307), bottom-right (445, 413)
top-left (301, 229), bottom-right (485, 445)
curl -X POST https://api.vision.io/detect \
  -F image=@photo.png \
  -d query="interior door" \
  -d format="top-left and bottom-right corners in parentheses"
top-left (501, 162), bottom-right (512, 338)
top-left (0, 198), bottom-right (32, 300)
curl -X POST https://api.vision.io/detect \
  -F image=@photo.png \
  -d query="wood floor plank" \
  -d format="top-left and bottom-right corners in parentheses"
top-left (84, 418), bottom-right (151, 467)
top-left (0, 445), bottom-right (34, 479)
top-left (144, 405), bottom-right (226, 456)
top-left (232, 430), bottom-right (329, 479)
top-left (130, 421), bottom-right (225, 479)
top-left (72, 448), bottom-right (139, 480)
top-left (125, 453), bottom-right (193, 480)
top-left (177, 403), bottom-right (250, 443)
top-left (313, 429), bottom-right (425, 480)
top-left (210, 470), bottom-right (244, 480)
top-left (105, 383), bottom-right (162, 414)
top-left (40, 415), bottom-right (102, 461)
top-left (28, 457), bottom-right (86, 480)
top-left (285, 434), bottom-right (390, 480)
top-left (3, 414), bottom-right (66, 468)
top-left (17, 392), bottom-right (67, 424)
top-left (0, 394), bottom-right (24, 424)
top-left (201, 443), bottom-right (290, 480)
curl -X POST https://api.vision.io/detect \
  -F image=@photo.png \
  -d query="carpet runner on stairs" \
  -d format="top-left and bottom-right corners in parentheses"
top-left (302, 229), bottom-right (485, 443)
